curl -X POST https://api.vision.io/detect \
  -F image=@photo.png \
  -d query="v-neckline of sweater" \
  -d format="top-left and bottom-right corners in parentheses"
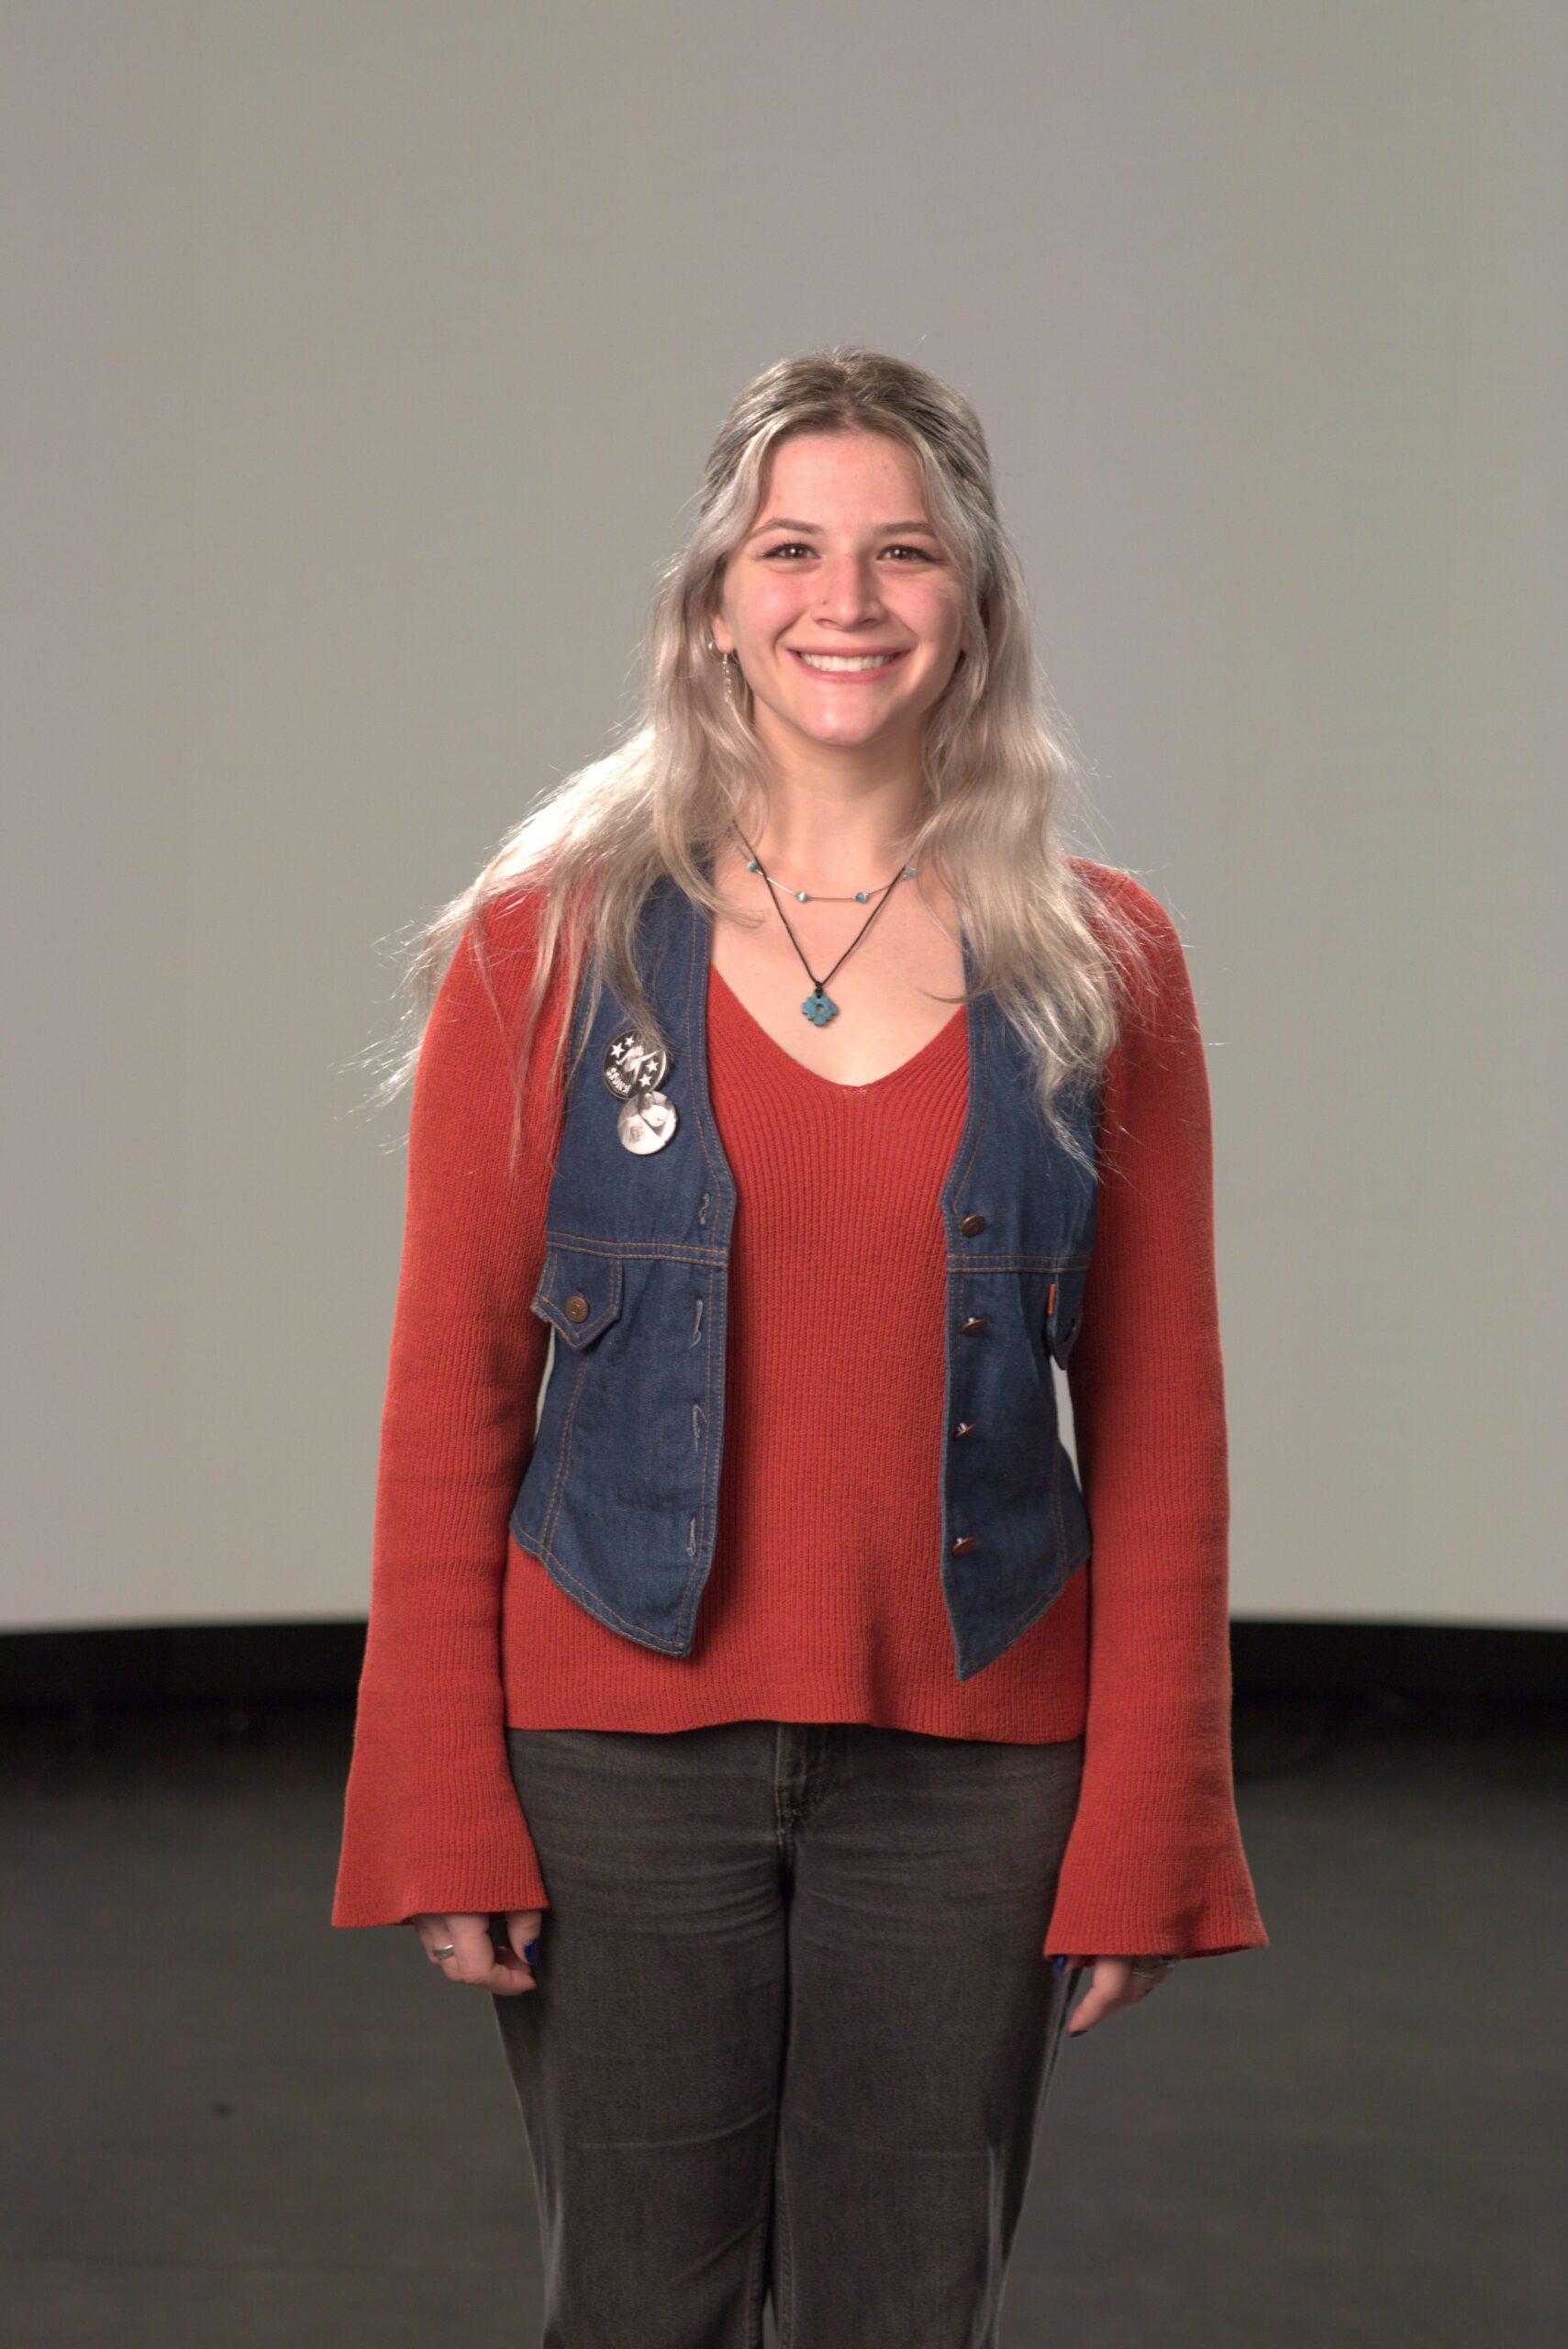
top-left (708, 961), bottom-right (967, 1097)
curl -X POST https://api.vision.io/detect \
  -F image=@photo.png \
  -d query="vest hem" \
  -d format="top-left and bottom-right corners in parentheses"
top-left (507, 1520), bottom-right (702, 1658)
top-left (951, 1538), bottom-right (1093, 1682)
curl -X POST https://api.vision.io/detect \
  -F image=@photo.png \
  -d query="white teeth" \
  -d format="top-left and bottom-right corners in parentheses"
top-left (795, 651), bottom-right (903, 673)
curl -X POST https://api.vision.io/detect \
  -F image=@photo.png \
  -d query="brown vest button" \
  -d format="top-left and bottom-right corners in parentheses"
top-left (563, 1293), bottom-right (591, 1323)
top-left (951, 1534), bottom-right (977, 1555)
top-left (959, 1212), bottom-right (987, 1235)
top-left (960, 1314), bottom-right (988, 1334)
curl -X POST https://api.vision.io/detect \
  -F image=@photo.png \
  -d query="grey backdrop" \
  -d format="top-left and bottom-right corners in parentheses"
top-left (4, 0), bottom-right (1562, 1630)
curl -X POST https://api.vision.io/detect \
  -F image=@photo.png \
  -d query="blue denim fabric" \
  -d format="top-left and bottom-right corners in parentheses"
top-left (509, 874), bottom-right (1101, 1679)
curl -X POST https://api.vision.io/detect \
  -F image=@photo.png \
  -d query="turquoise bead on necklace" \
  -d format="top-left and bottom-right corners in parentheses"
top-left (746, 858), bottom-right (882, 905)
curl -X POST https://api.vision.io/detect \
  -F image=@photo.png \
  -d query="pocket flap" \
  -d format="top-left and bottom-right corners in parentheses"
top-left (529, 1243), bottom-right (624, 1350)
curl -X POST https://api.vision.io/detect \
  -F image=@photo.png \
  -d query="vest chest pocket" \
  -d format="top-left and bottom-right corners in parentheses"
top-left (529, 1243), bottom-right (624, 1350)
top-left (513, 1241), bottom-right (703, 1619)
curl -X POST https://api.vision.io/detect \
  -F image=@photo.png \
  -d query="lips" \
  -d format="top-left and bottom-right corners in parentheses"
top-left (788, 648), bottom-right (910, 675)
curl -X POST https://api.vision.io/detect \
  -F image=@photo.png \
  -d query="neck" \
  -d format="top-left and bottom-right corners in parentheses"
top-left (732, 774), bottom-right (927, 893)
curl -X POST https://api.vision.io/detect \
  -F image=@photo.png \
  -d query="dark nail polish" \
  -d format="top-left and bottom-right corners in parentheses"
top-left (523, 1939), bottom-right (539, 1964)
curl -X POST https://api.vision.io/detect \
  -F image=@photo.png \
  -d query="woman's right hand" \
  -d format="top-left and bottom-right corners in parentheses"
top-left (414, 1909), bottom-right (543, 1995)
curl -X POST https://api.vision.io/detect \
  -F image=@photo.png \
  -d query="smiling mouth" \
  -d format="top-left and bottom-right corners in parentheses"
top-left (789, 649), bottom-right (910, 676)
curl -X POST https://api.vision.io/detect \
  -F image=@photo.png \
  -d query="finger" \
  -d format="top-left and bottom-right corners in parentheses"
top-left (421, 1914), bottom-right (535, 1995)
top-left (484, 1941), bottom-right (538, 1997)
top-left (413, 1912), bottom-right (471, 1965)
top-left (1056, 1954), bottom-right (1089, 2032)
top-left (501, 1908), bottom-right (545, 1966)
top-left (484, 1909), bottom-right (544, 1998)
top-left (1066, 1974), bottom-right (1106, 2034)
top-left (1067, 1955), bottom-right (1130, 2034)
top-left (450, 1914), bottom-right (536, 1995)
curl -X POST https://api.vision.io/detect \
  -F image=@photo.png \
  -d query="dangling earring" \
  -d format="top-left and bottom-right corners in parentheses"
top-left (706, 636), bottom-right (740, 705)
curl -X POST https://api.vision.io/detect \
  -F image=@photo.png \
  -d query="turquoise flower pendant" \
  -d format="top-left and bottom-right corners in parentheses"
top-left (801, 989), bottom-right (839, 1026)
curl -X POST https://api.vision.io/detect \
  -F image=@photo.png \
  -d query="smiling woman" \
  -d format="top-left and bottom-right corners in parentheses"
top-left (712, 432), bottom-right (969, 761)
top-left (331, 345), bottom-right (1265, 2348)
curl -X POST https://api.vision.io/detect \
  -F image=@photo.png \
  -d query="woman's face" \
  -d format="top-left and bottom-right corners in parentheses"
top-left (711, 429), bottom-right (969, 762)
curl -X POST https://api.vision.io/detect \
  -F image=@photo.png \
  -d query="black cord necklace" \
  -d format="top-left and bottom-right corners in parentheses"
top-left (728, 821), bottom-right (917, 1026)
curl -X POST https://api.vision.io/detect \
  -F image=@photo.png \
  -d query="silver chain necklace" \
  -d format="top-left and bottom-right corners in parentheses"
top-left (728, 822), bottom-right (917, 1027)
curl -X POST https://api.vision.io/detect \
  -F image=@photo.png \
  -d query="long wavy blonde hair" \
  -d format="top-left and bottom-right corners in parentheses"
top-left (356, 346), bottom-right (1159, 1176)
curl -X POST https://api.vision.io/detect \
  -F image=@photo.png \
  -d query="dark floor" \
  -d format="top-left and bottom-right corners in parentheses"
top-left (2, 1690), bottom-right (1563, 2347)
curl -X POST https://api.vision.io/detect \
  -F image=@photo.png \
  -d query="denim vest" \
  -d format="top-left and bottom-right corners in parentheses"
top-left (509, 873), bottom-right (1100, 1680)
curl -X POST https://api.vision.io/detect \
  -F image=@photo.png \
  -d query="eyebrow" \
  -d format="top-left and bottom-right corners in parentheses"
top-left (744, 516), bottom-right (940, 540)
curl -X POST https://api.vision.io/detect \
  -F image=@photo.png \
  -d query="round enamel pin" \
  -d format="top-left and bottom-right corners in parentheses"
top-left (602, 1024), bottom-right (671, 1101)
top-left (603, 1024), bottom-right (678, 1152)
top-left (617, 1088), bottom-right (678, 1153)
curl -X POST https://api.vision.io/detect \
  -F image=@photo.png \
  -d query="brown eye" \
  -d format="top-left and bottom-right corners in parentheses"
top-left (761, 541), bottom-right (938, 561)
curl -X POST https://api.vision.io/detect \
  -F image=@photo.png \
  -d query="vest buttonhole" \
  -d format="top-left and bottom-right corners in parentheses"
top-left (691, 1294), bottom-right (704, 1344)
top-left (686, 1514), bottom-right (697, 1557)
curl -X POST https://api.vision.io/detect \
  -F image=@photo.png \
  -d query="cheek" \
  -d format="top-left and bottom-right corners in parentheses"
top-left (736, 577), bottom-right (806, 638)
top-left (896, 577), bottom-right (964, 641)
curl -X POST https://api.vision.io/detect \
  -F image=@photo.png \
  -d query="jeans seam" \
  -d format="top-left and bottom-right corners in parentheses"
top-left (774, 2103), bottom-right (796, 2347)
top-left (739, 2137), bottom-right (773, 2347)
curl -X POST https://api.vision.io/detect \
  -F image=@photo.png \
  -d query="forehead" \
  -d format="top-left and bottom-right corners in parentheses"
top-left (757, 429), bottom-right (929, 519)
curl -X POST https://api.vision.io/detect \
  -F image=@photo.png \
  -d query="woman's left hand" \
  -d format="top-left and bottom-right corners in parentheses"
top-left (1059, 1954), bottom-right (1180, 2035)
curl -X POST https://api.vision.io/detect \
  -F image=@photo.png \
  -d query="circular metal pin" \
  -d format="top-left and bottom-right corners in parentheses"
top-left (603, 1025), bottom-right (671, 1102)
top-left (617, 1086), bottom-right (678, 1153)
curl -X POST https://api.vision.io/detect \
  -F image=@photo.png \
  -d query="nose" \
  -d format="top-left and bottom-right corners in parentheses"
top-left (808, 552), bottom-right (888, 627)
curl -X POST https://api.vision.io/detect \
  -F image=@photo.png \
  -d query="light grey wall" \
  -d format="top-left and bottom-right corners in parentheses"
top-left (4, 1), bottom-right (1562, 1629)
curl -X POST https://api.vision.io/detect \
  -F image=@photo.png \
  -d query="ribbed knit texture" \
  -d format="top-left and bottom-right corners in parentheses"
top-left (331, 859), bottom-right (1268, 1961)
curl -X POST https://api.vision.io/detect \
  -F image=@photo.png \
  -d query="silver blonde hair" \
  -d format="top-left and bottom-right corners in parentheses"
top-left (355, 346), bottom-right (1160, 1175)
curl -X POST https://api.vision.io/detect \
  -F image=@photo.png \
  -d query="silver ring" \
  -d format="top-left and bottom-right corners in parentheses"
top-left (430, 1943), bottom-right (456, 1960)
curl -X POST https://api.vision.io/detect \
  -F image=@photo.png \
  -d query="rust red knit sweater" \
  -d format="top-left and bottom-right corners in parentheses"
top-left (331, 859), bottom-right (1268, 1960)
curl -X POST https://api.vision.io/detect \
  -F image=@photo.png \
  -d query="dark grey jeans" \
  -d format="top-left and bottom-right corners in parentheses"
top-left (493, 1719), bottom-right (1086, 2349)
